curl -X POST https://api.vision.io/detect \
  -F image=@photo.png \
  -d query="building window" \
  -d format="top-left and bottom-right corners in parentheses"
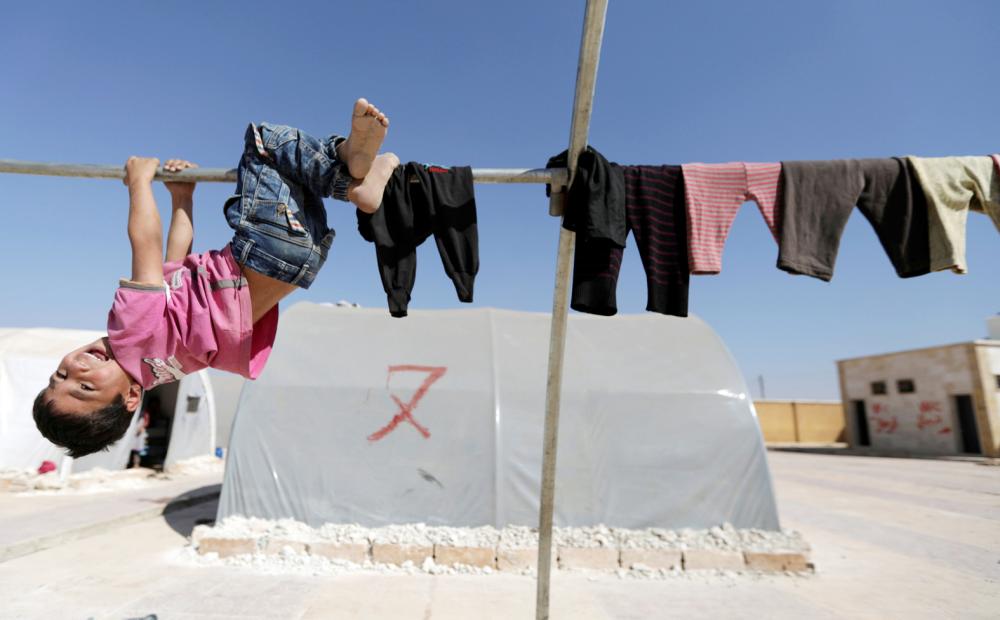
top-left (871, 381), bottom-right (887, 395)
top-left (897, 379), bottom-right (916, 394)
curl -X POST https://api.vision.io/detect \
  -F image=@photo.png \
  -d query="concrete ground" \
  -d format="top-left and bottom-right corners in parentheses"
top-left (0, 452), bottom-right (997, 619)
top-left (0, 473), bottom-right (221, 563)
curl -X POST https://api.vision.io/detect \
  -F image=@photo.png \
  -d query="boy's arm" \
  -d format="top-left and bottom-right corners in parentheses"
top-left (123, 156), bottom-right (164, 286)
top-left (163, 159), bottom-right (198, 262)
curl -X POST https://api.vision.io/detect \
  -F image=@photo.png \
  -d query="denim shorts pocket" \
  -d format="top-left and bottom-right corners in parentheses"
top-left (246, 200), bottom-right (310, 241)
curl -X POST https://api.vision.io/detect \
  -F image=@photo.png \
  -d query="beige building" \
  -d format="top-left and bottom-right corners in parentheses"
top-left (754, 400), bottom-right (845, 444)
top-left (837, 335), bottom-right (1000, 457)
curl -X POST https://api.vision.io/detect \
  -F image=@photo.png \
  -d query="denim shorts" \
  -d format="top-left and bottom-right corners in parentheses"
top-left (224, 123), bottom-right (351, 290)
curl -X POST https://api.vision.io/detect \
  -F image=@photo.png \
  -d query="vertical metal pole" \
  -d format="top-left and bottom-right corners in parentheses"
top-left (535, 1), bottom-right (608, 619)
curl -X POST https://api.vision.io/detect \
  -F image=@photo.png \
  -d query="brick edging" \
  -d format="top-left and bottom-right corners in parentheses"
top-left (194, 536), bottom-right (814, 574)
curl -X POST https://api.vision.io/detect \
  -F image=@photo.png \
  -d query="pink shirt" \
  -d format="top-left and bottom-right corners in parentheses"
top-left (682, 162), bottom-right (782, 275)
top-left (107, 245), bottom-right (277, 389)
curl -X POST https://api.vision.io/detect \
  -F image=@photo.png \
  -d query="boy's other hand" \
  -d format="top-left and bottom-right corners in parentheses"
top-left (163, 159), bottom-right (199, 199)
top-left (123, 156), bottom-right (160, 188)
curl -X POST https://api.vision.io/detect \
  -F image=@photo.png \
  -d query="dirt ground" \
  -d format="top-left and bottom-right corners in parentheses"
top-left (0, 451), bottom-right (997, 619)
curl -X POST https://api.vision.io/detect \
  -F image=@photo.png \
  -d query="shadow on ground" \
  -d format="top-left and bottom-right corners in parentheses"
top-left (162, 484), bottom-right (220, 537)
top-left (767, 445), bottom-right (995, 463)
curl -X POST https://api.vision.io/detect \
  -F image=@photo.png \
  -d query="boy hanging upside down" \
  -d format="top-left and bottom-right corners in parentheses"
top-left (34, 99), bottom-right (400, 457)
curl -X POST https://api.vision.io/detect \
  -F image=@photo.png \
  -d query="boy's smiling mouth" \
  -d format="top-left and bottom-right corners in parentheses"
top-left (85, 350), bottom-right (108, 362)
top-left (83, 337), bottom-right (114, 363)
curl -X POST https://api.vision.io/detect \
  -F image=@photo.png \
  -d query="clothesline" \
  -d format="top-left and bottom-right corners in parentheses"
top-left (0, 159), bottom-right (570, 186)
top-left (551, 150), bottom-right (999, 322)
top-left (7, 152), bottom-right (997, 314)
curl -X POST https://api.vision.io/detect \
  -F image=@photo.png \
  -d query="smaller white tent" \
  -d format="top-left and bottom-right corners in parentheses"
top-left (0, 328), bottom-right (217, 474)
top-left (146, 371), bottom-right (218, 468)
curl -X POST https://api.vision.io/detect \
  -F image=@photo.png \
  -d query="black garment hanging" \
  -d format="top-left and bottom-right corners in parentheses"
top-left (546, 147), bottom-right (690, 317)
top-left (571, 164), bottom-right (690, 317)
top-left (357, 163), bottom-right (478, 317)
top-left (546, 147), bottom-right (627, 247)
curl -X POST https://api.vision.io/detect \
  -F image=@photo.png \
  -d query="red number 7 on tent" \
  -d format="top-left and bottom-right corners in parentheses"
top-left (368, 365), bottom-right (448, 442)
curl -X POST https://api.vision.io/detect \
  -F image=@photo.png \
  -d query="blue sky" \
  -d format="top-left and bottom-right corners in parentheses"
top-left (2, 0), bottom-right (997, 399)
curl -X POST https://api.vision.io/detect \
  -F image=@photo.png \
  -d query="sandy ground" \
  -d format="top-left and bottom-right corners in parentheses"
top-left (0, 451), bottom-right (997, 619)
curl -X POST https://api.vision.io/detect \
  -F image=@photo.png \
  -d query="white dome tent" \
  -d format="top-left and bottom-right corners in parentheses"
top-left (0, 327), bottom-right (218, 474)
top-left (219, 303), bottom-right (780, 530)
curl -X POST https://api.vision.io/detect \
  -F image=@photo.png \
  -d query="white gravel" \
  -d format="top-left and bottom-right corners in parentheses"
top-left (198, 519), bottom-right (502, 548)
top-left (498, 525), bottom-right (537, 549)
top-left (423, 526), bottom-right (500, 547)
top-left (199, 517), bottom-right (806, 552)
top-left (554, 524), bottom-right (616, 548)
top-left (369, 523), bottom-right (434, 546)
top-left (316, 523), bottom-right (374, 545)
top-left (2, 455), bottom-right (224, 496)
top-left (609, 523), bottom-right (809, 552)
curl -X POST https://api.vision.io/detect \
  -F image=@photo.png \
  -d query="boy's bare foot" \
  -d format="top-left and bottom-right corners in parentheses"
top-left (339, 98), bottom-right (389, 179)
top-left (348, 153), bottom-right (400, 214)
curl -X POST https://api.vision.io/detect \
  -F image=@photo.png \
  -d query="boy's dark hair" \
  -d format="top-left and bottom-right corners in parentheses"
top-left (32, 390), bottom-right (132, 458)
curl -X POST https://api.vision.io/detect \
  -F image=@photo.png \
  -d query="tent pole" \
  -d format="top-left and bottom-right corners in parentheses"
top-left (0, 160), bottom-right (568, 186)
top-left (535, 1), bottom-right (608, 619)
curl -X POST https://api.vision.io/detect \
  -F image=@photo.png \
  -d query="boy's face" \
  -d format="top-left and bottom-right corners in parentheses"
top-left (41, 337), bottom-right (139, 415)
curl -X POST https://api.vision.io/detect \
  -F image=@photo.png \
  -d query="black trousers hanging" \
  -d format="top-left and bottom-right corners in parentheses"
top-left (357, 163), bottom-right (478, 317)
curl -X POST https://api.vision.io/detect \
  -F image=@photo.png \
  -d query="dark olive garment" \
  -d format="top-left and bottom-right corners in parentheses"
top-left (357, 163), bottom-right (478, 317)
top-left (778, 158), bottom-right (930, 281)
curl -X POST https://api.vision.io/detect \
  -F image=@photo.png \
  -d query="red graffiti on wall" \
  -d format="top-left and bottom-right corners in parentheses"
top-left (874, 416), bottom-right (898, 433)
top-left (917, 400), bottom-right (951, 434)
top-left (919, 401), bottom-right (941, 413)
top-left (368, 365), bottom-right (448, 442)
top-left (869, 402), bottom-right (898, 434)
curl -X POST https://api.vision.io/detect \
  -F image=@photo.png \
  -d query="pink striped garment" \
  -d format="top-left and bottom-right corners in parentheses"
top-left (681, 162), bottom-right (782, 274)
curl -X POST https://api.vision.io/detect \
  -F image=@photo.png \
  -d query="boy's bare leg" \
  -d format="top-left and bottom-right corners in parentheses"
top-left (245, 269), bottom-right (298, 324)
top-left (338, 98), bottom-right (389, 179)
top-left (243, 149), bottom-right (398, 321)
top-left (349, 153), bottom-right (400, 214)
top-left (243, 153), bottom-right (399, 320)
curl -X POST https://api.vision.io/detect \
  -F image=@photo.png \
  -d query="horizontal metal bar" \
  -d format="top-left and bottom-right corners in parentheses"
top-left (473, 168), bottom-right (567, 185)
top-left (0, 160), bottom-right (238, 183)
top-left (0, 159), bottom-right (568, 186)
